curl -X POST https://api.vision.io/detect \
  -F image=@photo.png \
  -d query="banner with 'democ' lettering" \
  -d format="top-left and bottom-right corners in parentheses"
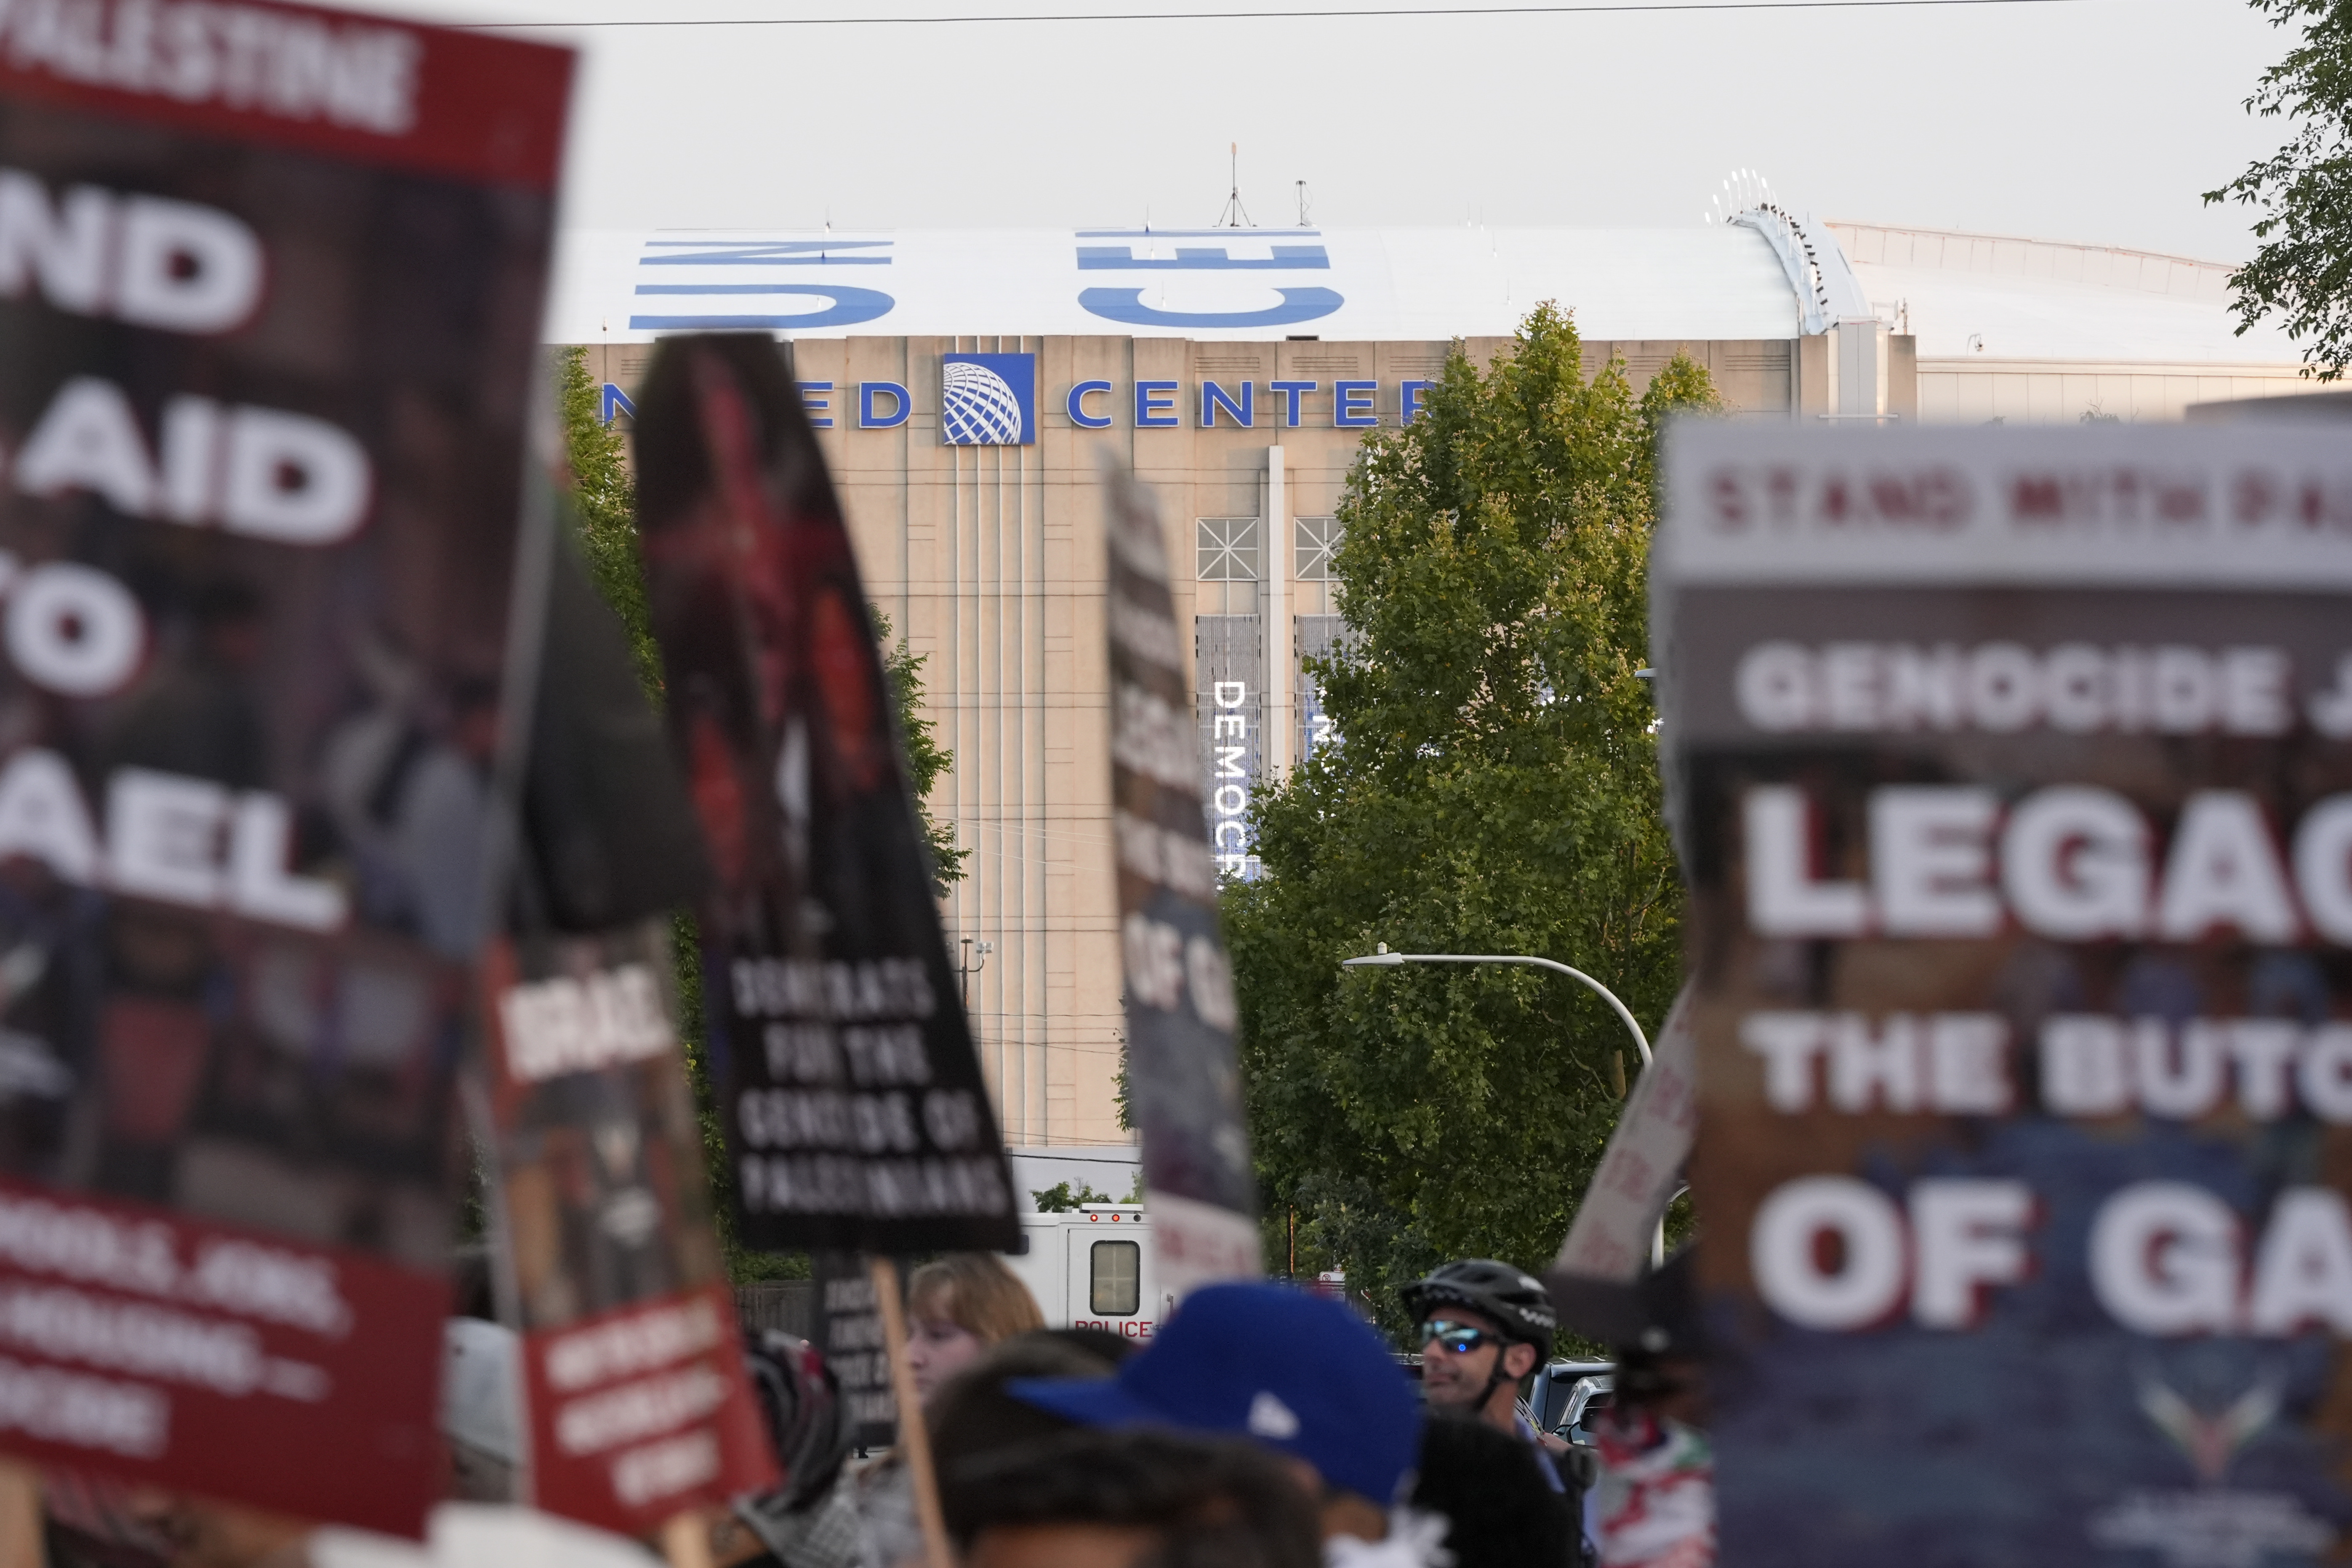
top-left (1659, 421), bottom-right (2352, 1566)
top-left (0, 0), bottom-right (572, 1536)
top-left (1103, 466), bottom-right (1259, 1299)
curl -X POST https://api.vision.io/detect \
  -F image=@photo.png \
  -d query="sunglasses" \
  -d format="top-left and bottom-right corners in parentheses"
top-left (1420, 1320), bottom-right (1498, 1355)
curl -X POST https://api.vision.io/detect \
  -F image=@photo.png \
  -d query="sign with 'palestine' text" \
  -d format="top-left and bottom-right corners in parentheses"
top-left (0, 0), bottom-right (568, 1536)
top-left (1660, 422), bottom-right (2352, 1567)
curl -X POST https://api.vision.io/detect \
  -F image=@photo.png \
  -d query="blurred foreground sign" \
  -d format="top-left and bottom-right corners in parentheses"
top-left (482, 919), bottom-right (775, 1535)
top-left (1658, 422), bottom-right (2352, 1566)
top-left (0, 1), bottom-right (569, 1536)
top-left (1103, 467), bottom-right (1260, 1299)
top-left (633, 336), bottom-right (1017, 1255)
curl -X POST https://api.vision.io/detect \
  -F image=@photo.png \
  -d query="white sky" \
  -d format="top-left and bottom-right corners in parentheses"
top-left (399, 0), bottom-right (2293, 264)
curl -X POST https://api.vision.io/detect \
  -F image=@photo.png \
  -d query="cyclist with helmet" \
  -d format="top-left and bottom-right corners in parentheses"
top-left (1404, 1260), bottom-right (1569, 1493)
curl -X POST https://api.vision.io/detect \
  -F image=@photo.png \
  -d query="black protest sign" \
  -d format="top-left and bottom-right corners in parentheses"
top-left (632, 336), bottom-right (1016, 1254)
top-left (1103, 468), bottom-right (1259, 1298)
top-left (1659, 421), bottom-right (2352, 1567)
top-left (812, 1251), bottom-right (895, 1449)
top-left (0, 0), bottom-right (567, 1535)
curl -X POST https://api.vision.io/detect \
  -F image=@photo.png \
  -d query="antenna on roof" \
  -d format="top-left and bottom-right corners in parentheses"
top-left (1295, 179), bottom-right (1312, 227)
top-left (1215, 143), bottom-right (1253, 229)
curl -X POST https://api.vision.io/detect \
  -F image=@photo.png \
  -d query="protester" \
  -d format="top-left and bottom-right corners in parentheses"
top-left (930, 1332), bottom-right (1121, 1476)
top-left (718, 1329), bottom-right (858, 1568)
top-left (843, 1256), bottom-right (1049, 1568)
top-left (1410, 1412), bottom-right (1582, 1568)
top-left (903, 1253), bottom-right (1047, 1405)
top-left (1008, 1280), bottom-right (1438, 1563)
top-left (1548, 1249), bottom-right (1713, 1568)
top-left (943, 1427), bottom-right (1322, 1568)
top-left (1403, 1261), bottom-right (1569, 1493)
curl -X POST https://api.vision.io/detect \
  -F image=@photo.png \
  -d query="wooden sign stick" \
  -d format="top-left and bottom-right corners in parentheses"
top-left (0, 1463), bottom-right (39, 1568)
top-left (869, 1257), bottom-right (953, 1568)
top-left (661, 1509), bottom-right (715, 1568)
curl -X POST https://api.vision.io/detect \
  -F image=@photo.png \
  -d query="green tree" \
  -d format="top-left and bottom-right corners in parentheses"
top-left (2206, 0), bottom-right (2352, 375)
top-left (1031, 1180), bottom-right (1114, 1212)
top-left (556, 347), bottom-right (661, 690)
top-left (1223, 304), bottom-right (1716, 1338)
top-left (873, 607), bottom-right (969, 895)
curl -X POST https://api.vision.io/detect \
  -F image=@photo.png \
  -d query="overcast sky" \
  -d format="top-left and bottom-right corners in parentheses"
top-left (402, 0), bottom-right (2291, 263)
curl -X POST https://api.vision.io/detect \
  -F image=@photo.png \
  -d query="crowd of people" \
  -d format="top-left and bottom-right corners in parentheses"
top-left (27, 1251), bottom-right (1715, 1568)
top-left (706, 1251), bottom-right (1715, 1568)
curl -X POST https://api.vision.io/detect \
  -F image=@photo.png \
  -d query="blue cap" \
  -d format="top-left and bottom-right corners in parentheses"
top-left (1009, 1281), bottom-right (1417, 1504)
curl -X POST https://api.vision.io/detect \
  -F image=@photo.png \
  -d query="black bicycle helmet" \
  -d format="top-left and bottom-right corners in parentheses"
top-left (1404, 1260), bottom-right (1558, 1360)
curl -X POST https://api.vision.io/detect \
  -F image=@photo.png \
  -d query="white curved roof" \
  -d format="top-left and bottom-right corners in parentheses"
top-left (1831, 221), bottom-right (2306, 367)
top-left (544, 225), bottom-right (1804, 345)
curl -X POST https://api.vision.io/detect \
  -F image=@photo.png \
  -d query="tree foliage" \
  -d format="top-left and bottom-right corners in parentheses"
top-left (873, 608), bottom-right (969, 894)
top-left (1223, 304), bottom-right (1715, 1337)
top-left (2205, 0), bottom-right (2352, 376)
top-left (1031, 1180), bottom-right (1115, 1212)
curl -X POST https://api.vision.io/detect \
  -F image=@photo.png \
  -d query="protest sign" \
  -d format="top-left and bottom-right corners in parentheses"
top-left (468, 530), bottom-right (774, 1536)
top-left (480, 916), bottom-right (775, 1537)
top-left (1548, 987), bottom-right (1696, 1287)
top-left (1103, 466), bottom-right (1260, 1299)
top-left (631, 335), bottom-right (1018, 1256)
top-left (810, 1252), bottom-right (895, 1450)
top-left (0, 0), bottom-right (568, 1534)
top-left (1659, 421), bottom-right (2352, 1566)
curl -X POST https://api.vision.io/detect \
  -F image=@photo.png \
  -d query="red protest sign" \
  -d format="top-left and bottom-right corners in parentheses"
top-left (0, 0), bottom-right (570, 1534)
top-left (481, 923), bottom-right (777, 1536)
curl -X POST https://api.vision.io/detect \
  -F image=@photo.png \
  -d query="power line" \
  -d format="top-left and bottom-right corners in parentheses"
top-left (453, 0), bottom-right (2099, 27)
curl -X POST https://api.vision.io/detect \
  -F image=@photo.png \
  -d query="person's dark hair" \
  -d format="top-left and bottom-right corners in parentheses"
top-left (1037, 1324), bottom-right (1140, 1365)
top-left (942, 1428), bottom-right (1321, 1568)
top-left (1409, 1413), bottom-right (1580, 1568)
top-left (929, 1332), bottom-right (1116, 1476)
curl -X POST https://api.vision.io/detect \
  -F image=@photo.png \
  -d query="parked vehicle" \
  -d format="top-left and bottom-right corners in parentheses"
top-left (1530, 1360), bottom-right (1616, 1446)
top-left (1002, 1203), bottom-right (1164, 1343)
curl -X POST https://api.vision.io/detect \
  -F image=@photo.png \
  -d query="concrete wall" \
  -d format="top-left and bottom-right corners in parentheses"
top-left (1915, 361), bottom-right (2328, 424)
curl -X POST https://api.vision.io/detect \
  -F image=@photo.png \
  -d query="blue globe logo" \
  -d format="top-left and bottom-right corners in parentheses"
top-left (941, 360), bottom-right (1026, 444)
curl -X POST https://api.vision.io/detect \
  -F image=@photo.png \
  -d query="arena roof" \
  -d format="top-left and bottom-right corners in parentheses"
top-left (1830, 221), bottom-right (2304, 367)
top-left (544, 225), bottom-right (1805, 345)
top-left (544, 221), bottom-right (2309, 372)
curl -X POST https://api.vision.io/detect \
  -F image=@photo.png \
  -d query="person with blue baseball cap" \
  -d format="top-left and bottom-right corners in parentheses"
top-left (1008, 1281), bottom-right (1444, 1564)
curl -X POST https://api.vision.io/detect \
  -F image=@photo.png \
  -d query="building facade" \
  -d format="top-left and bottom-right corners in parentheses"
top-left (556, 213), bottom-right (2311, 1147)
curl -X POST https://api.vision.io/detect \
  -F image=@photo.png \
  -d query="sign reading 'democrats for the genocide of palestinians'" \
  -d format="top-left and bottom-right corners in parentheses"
top-left (481, 920), bottom-right (776, 1536)
top-left (632, 336), bottom-right (1018, 1254)
top-left (1104, 466), bottom-right (1261, 1299)
top-left (0, 2), bottom-right (569, 1536)
top-left (1657, 421), bottom-right (2352, 1568)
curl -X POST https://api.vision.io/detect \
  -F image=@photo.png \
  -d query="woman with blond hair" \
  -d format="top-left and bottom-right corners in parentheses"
top-left (903, 1253), bottom-right (1044, 1406)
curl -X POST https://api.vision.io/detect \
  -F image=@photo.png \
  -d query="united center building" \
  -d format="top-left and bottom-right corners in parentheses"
top-left (549, 215), bottom-right (2314, 1150)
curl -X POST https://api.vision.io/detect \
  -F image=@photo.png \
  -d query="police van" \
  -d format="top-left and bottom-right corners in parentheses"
top-left (1005, 1204), bottom-right (1164, 1344)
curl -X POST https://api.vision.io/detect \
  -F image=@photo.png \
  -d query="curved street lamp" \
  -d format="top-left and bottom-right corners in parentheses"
top-left (1340, 946), bottom-right (1651, 1066)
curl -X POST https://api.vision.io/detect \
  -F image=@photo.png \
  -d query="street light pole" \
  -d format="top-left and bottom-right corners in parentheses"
top-left (1340, 946), bottom-right (1650, 1065)
top-left (1341, 943), bottom-right (1667, 1266)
